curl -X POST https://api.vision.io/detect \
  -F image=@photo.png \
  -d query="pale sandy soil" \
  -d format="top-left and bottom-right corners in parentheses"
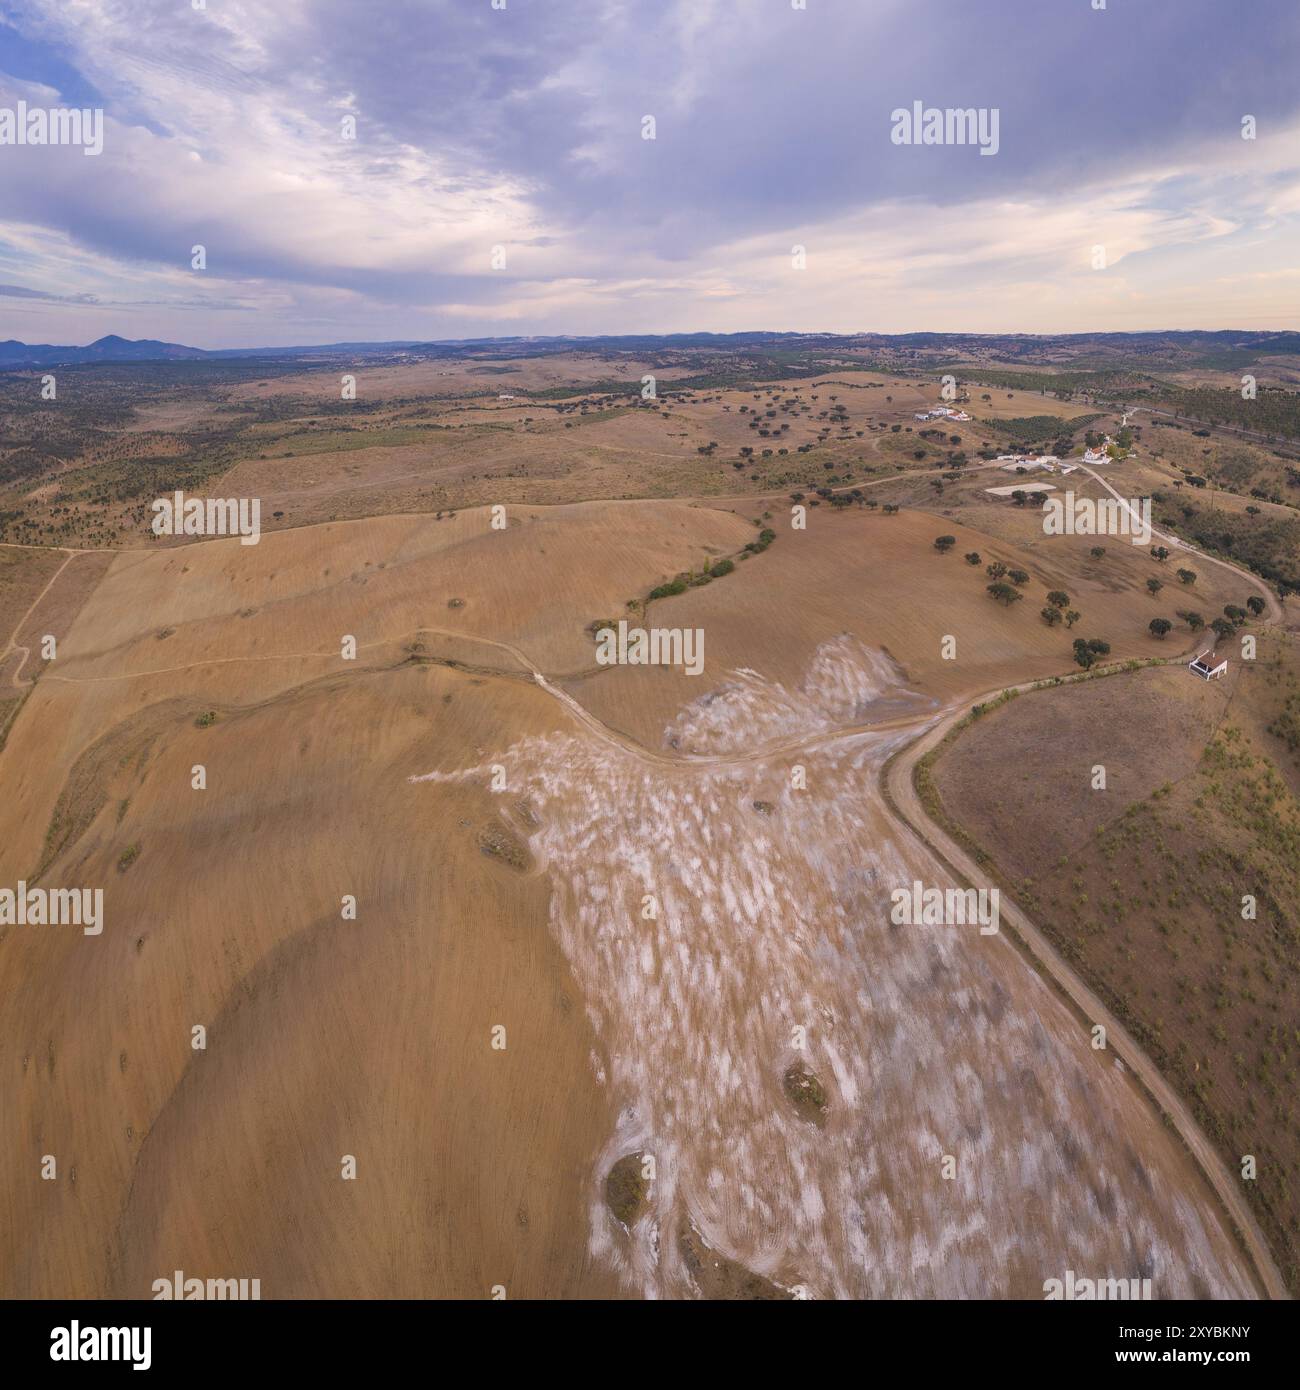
top-left (416, 632), bottom-right (1257, 1297)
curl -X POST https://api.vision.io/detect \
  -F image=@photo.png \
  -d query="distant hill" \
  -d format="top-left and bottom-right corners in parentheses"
top-left (0, 334), bottom-right (439, 368)
top-left (1, 329), bottom-right (1298, 372)
top-left (0, 335), bottom-right (210, 367)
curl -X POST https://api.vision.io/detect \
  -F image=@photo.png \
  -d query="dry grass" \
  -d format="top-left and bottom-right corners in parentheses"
top-left (927, 639), bottom-right (1300, 1291)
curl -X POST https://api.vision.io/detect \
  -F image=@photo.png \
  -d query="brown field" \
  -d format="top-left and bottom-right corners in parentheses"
top-left (0, 485), bottom-right (1279, 1297)
top-left (570, 503), bottom-right (1246, 749)
top-left (926, 639), bottom-right (1300, 1289)
top-left (8, 551), bottom-right (118, 686)
top-left (0, 499), bottom-right (763, 1297)
top-left (208, 372), bottom-right (940, 533)
top-left (220, 352), bottom-right (697, 404)
top-left (1, 347), bottom-right (1294, 1299)
top-left (3, 356), bottom-right (1123, 549)
top-left (0, 544), bottom-right (66, 649)
top-left (1, 658), bottom-right (619, 1298)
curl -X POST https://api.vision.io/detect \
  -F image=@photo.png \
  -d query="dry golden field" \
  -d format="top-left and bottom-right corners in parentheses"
top-left (0, 480), bottom-right (1278, 1297)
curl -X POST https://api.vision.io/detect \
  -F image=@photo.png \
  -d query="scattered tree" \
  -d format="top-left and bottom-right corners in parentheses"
top-left (1072, 637), bottom-right (1111, 669)
top-left (987, 582), bottom-right (1023, 607)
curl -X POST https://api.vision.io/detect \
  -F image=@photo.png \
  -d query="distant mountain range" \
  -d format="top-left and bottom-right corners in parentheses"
top-left (0, 334), bottom-right (211, 366)
top-left (2, 329), bottom-right (1300, 371)
top-left (0, 331), bottom-right (831, 368)
top-left (0, 333), bottom-right (436, 368)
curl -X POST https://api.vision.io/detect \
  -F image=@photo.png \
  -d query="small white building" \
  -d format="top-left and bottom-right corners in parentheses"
top-left (1188, 650), bottom-right (1228, 680)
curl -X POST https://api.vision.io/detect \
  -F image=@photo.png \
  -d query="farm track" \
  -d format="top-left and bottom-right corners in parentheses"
top-left (1, 549), bottom-right (77, 688)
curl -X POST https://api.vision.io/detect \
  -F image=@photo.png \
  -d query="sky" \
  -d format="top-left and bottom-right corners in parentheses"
top-left (0, 0), bottom-right (1298, 348)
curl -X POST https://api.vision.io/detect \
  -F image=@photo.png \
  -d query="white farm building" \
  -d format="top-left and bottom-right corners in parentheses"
top-left (1188, 650), bottom-right (1228, 680)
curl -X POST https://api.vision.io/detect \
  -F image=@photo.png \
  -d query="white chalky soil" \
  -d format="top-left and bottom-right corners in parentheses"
top-left (413, 638), bottom-right (1255, 1299)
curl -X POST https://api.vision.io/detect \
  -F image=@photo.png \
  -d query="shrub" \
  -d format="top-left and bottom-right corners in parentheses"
top-left (648, 578), bottom-right (688, 600)
top-left (743, 527), bottom-right (777, 555)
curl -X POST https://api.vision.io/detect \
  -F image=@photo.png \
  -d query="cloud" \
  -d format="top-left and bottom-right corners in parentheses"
top-left (0, 281), bottom-right (98, 302)
top-left (0, 0), bottom-right (1297, 342)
